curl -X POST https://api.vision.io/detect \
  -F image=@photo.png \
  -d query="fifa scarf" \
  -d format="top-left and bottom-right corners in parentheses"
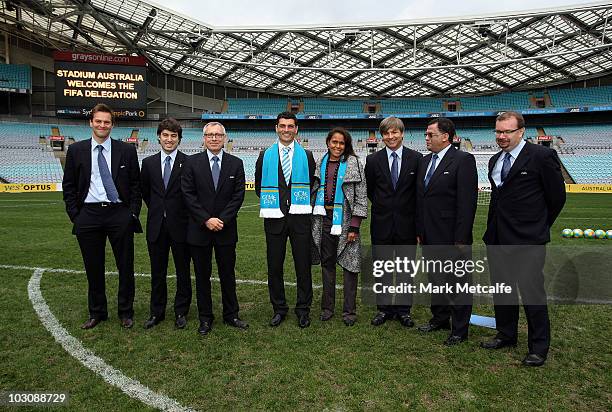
top-left (313, 153), bottom-right (346, 235)
top-left (260, 142), bottom-right (311, 218)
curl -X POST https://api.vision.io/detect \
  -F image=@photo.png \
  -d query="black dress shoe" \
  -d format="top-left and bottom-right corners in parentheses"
top-left (522, 353), bottom-right (546, 367)
top-left (399, 314), bottom-right (415, 328)
top-left (120, 318), bottom-right (134, 329)
top-left (480, 337), bottom-right (517, 350)
top-left (175, 315), bottom-right (187, 329)
top-left (371, 312), bottom-right (389, 326)
top-left (269, 313), bottom-right (285, 327)
top-left (343, 318), bottom-right (355, 326)
top-left (444, 335), bottom-right (467, 346)
top-left (143, 316), bottom-right (164, 329)
top-left (320, 311), bottom-right (333, 321)
top-left (417, 321), bottom-right (450, 332)
top-left (224, 318), bottom-right (249, 330)
top-left (198, 321), bottom-right (212, 336)
top-left (298, 314), bottom-right (311, 329)
top-left (81, 318), bottom-right (104, 330)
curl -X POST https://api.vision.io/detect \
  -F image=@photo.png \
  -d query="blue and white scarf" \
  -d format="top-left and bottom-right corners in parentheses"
top-left (313, 153), bottom-right (347, 235)
top-left (260, 142), bottom-right (311, 218)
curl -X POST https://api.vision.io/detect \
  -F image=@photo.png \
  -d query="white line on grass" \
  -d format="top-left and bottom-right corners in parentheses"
top-left (0, 202), bottom-right (60, 208)
top-left (27, 268), bottom-right (196, 412)
top-left (8, 263), bottom-right (610, 303)
top-left (0, 264), bottom-right (324, 289)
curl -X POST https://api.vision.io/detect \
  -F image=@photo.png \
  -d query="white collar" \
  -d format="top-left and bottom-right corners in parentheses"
top-left (161, 149), bottom-right (178, 162)
top-left (91, 137), bottom-right (112, 152)
top-left (385, 146), bottom-right (403, 159)
top-left (503, 139), bottom-right (526, 159)
top-left (207, 149), bottom-right (224, 162)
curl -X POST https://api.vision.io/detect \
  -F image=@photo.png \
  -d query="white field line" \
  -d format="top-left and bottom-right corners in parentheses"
top-left (0, 264), bottom-right (325, 289)
top-left (27, 268), bottom-right (195, 412)
top-left (0, 202), bottom-right (60, 208)
top-left (8, 263), bottom-right (608, 303)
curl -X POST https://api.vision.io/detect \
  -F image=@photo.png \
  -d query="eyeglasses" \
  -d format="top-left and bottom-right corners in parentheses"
top-left (204, 133), bottom-right (226, 139)
top-left (494, 128), bottom-right (522, 136)
top-left (424, 132), bottom-right (447, 138)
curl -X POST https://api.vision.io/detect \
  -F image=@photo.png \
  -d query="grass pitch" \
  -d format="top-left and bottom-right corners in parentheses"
top-left (0, 192), bottom-right (611, 410)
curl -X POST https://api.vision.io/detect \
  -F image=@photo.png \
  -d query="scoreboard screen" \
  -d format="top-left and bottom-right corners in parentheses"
top-left (54, 52), bottom-right (147, 119)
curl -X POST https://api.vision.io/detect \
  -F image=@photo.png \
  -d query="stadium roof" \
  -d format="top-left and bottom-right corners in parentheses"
top-left (1, 0), bottom-right (612, 98)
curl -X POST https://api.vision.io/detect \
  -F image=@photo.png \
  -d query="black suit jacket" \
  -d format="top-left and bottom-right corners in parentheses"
top-left (62, 138), bottom-right (142, 232)
top-left (483, 142), bottom-right (566, 245)
top-left (365, 146), bottom-right (422, 243)
top-left (416, 146), bottom-right (478, 245)
top-left (141, 151), bottom-right (189, 243)
top-left (182, 150), bottom-right (246, 246)
top-left (254, 146), bottom-right (316, 235)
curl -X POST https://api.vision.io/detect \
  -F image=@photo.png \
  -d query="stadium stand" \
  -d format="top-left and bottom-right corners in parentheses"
top-left (548, 86), bottom-right (612, 107)
top-left (218, 87), bottom-right (612, 118)
top-left (226, 98), bottom-right (290, 114)
top-left (302, 99), bottom-right (364, 114)
top-left (460, 92), bottom-right (532, 111)
top-left (380, 98), bottom-right (442, 114)
top-left (0, 64), bottom-right (32, 91)
top-left (559, 153), bottom-right (612, 184)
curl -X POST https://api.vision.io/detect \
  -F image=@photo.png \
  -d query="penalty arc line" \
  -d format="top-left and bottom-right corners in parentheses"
top-left (27, 268), bottom-right (196, 412)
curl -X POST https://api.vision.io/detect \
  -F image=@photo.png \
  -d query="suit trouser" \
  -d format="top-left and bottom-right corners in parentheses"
top-left (488, 245), bottom-right (550, 357)
top-left (75, 203), bottom-right (134, 320)
top-left (372, 236), bottom-right (414, 317)
top-left (190, 243), bottom-right (240, 323)
top-left (265, 220), bottom-right (313, 317)
top-left (147, 218), bottom-right (192, 319)
top-left (425, 246), bottom-right (473, 337)
top-left (320, 215), bottom-right (358, 321)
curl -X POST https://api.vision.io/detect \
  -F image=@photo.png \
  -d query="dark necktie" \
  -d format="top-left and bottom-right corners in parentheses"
top-left (96, 145), bottom-right (119, 202)
top-left (212, 156), bottom-right (220, 190)
top-left (424, 153), bottom-right (438, 189)
top-left (391, 152), bottom-right (399, 190)
top-left (500, 152), bottom-right (512, 184)
top-left (163, 156), bottom-right (172, 189)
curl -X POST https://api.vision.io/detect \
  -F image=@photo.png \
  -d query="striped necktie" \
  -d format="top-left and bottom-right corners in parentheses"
top-left (281, 146), bottom-right (292, 183)
top-left (424, 153), bottom-right (438, 189)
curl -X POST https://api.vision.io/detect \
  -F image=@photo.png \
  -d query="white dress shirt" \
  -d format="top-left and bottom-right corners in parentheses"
top-left (207, 149), bottom-right (224, 171)
top-left (424, 143), bottom-right (452, 179)
top-left (492, 139), bottom-right (526, 187)
top-left (278, 140), bottom-right (295, 166)
top-left (385, 146), bottom-right (403, 174)
top-left (160, 149), bottom-right (178, 180)
top-left (85, 137), bottom-right (113, 203)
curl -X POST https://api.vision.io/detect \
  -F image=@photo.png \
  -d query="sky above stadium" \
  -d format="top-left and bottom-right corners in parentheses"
top-left (159, 0), bottom-right (600, 27)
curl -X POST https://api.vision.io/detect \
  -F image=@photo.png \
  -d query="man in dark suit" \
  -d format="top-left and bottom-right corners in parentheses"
top-left (140, 118), bottom-right (191, 330)
top-left (416, 118), bottom-right (478, 345)
top-left (365, 116), bottom-right (422, 327)
top-left (255, 112), bottom-right (316, 328)
top-left (62, 103), bottom-right (142, 329)
top-left (481, 111), bottom-right (566, 366)
top-left (182, 121), bottom-right (247, 336)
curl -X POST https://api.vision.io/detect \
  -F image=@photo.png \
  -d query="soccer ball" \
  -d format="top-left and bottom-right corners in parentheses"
top-left (584, 229), bottom-right (595, 239)
top-left (572, 229), bottom-right (584, 238)
top-left (561, 228), bottom-right (573, 238)
top-left (607, 230), bottom-right (612, 240)
top-left (594, 229), bottom-right (606, 239)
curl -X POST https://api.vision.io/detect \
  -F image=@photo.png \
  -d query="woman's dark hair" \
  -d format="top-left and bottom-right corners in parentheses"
top-left (326, 127), bottom-right (355, 161)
